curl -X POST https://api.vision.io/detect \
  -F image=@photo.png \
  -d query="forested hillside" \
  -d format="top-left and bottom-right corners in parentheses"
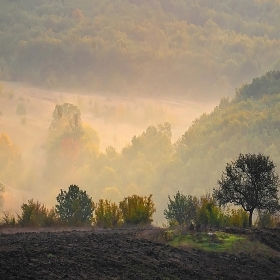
top-left (170, 70), bottom-right (280, 196)
top-left (1, 0), bottom-right (280, 99)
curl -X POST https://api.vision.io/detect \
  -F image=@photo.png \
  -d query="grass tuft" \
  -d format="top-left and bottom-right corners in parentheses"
top-left (168, 231), bottom-right (280, 257)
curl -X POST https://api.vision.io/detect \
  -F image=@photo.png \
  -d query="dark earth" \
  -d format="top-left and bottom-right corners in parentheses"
top-left (0, 227), bottom-right (280, 279)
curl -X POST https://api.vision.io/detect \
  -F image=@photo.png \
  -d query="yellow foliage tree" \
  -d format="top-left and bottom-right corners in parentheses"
top-left (196, 194), bottom-right (224, 228)
top-left (226, 208), bottom-right (248, 228)
top-left (119, 194), bottom-right (156, 225)
top-left (93, 199), bottom-right (122, 228)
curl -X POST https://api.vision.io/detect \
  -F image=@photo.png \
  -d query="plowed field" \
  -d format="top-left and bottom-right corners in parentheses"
top-left (0, 228), bottom-right (280, 279)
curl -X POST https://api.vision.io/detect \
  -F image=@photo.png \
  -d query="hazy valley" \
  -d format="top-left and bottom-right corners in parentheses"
top-left (0, 81), bottom-right (216, 220)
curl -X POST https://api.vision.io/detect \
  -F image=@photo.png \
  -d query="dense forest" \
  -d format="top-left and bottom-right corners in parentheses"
top-left (1, 71), bottom-right (280, 223)
top-left (1, 0), bottom-right (280, 99)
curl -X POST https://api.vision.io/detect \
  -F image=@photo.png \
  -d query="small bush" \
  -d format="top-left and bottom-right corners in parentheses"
top-left (21, 117), bottom-right (26, 125)
top-left (17, 199), bottom-right (58, 227)
top-left (0, 211), bottom-right (16, 227)
top-left (225, 208), bottom-right (248, 228)
top-left (16, 103), bottom-right (26, 115)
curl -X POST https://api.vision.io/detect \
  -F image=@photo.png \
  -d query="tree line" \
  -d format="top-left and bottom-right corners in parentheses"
top-left (1, 153), bottom-right (280, 229)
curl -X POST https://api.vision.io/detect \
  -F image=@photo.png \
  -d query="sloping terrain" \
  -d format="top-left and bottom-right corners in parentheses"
top-left (224, 227), bottom-right (280, 253)
top-left (2, 0), bottom-right (280, 98)
top-left (0, 229), bottom-right (279, 279)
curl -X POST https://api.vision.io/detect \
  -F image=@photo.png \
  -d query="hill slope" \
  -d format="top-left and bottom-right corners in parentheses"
top-left (163, 70), bottom-right (280, 196)
top-left (1, 0), bottom-right (280, 98)
top-left (0, 229), bottom-right (279, 279)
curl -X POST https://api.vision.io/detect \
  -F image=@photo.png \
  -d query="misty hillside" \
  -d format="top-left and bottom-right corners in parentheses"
top-left (165, 70), bottom-right (280, 197)
top-left (1, 71), bottom-right (280, 223)
top-left (46, 70), bottom-right (280, 222)
top-left (1, 0), bottom-right (280, 99)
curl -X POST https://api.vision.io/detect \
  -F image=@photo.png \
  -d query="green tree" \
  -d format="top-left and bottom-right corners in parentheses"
top-left (213, 153), bottom-right (280, 227)
top-left (56, 184), bottom-right (94, 226)
top-left (224, 208), bottom-right (248, 228)
top-left (49, 103), bottom-right (82, 134)
top-left (119, 194), bottom-right (155, 225)
top-left (164, 191), bottom-right (198, 226)
top-left (196, 194), bottom-right (224, 228)
top-left (93, 199), bottom-right (122, 228)
top-left (17, 199), bottom-right (58, 227)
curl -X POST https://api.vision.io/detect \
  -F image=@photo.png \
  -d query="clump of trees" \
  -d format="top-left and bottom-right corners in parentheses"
top-left (18, 199), bottom-right (58, 227)
top-left (93, 195), bottom-right (156, 228)
top-left (1, 153), bottom-right (279, 229)
top-left (163, 192), bottom-right (240, 229)
top-left (44, 103), bottom-right (100, 185)
top-left (0, 185), bottom-right (156, 228)
top-left (214, 153), bottom-right (280, 227)
top-left (164, 153), bottom-right (280, 228)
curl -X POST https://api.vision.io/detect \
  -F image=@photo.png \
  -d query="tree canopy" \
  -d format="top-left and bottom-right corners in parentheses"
top-left (56, 184), bottom-right (94, 225)
top-left (164, 191), bottom-right (197, 226)
top-left (213, 153), bottom-right (280, 227)
top-left (119, 194), bottom-right (155, 225)
top-left (1, 0), bottom-right (280, 98)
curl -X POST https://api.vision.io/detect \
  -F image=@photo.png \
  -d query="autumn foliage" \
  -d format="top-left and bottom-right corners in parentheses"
top-left (119, 194), bottom-right (156, 225)
top-left (93, 199), bottom-right (122, 228)
top-left (17, 199), bottom-right (58, 227)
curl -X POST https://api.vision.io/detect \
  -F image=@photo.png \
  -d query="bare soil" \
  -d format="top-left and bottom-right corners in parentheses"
top-left (0, 228), bottom-right (280, 279)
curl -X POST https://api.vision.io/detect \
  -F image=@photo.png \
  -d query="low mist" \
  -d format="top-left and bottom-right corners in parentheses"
top-left (0, 82), bottom-right (217, 223)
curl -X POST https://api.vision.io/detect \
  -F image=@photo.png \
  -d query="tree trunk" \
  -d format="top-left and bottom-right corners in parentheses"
top-left (248, 210), bottom-right (253, 227)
